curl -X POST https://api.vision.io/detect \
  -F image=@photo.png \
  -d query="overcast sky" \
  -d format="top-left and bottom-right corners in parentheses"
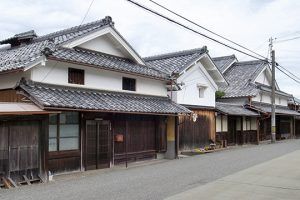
top-left (1, 0), bottom-right (300, 97)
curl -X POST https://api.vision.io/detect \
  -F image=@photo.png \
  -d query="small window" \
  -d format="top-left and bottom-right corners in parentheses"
top-left (68, 68), bottom-right (84, 85)
top-left (199, 87), bottom-right (205, 98)
top-left (122, 77), bottom-right (136, 91)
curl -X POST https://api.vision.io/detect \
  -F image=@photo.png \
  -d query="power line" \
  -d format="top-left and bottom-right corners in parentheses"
top-left (80, 0), bottom-right (95, 25)
top-left (148, 0), bottom-right (267, 60)
top-left (40, 0), bottom-right (95, 82)
top-left (128, 0), bottom-right (300, 86)
top-left (275, 66), bottom-right (300, 85)
top-left (276, 63), bottom-right (300, 82)
top-left (275, 36), bottom-right (300, 43)
top-left (276, 30), bottom-right (300, 40)
top-left (127, 0), bottom-right (268, 61)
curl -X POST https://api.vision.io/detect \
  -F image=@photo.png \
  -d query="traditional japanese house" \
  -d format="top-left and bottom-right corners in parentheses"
top-left (0, 17), bottom-right (190, 184)
top-left (288, 97), bottom-right (300, 138)
top-left (144, 48), bottom-right (228, 151)
top-left (213, 57), bottom-right (300, 144)
top-left (215, 102), bottom-right (259, 146)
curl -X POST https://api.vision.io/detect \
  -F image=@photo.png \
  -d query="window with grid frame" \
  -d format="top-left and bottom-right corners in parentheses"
top-left (68, 68), bottom-right (85, 85)
top-left (49, 112), bottom-right (80, 152)
top-left (122, 77), bottom-right (136, 91)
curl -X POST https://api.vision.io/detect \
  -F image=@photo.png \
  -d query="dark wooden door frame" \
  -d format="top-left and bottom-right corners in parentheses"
top-left (85, 120), bottom-right (112, 170)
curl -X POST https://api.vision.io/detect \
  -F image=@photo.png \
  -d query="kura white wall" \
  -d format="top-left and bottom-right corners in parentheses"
top-left (242, 117), bottom-right (257, 131)
top-left (252, 93), bottom-right (289, 106)
top-left (216, 115), bottom-right (227, 132)
top-left (255, 70), bottom-right (271, 86)
top-left (30, 61), bottom-right (167, 96)
top-left (251, 117), bottom-right (257, 130)
top-left (79, 34), bottom-right (125, 58)
top-left (173, 63), bottom-right (217, 107)
top-left (0, 71), bottom-right (30, 89)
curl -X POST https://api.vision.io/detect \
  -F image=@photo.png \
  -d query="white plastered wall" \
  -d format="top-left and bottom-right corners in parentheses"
top-left (172, 62), bottom-right (217, 107)
top-left (216, 115), bottom-right (228, 132)
top-left (0, 71), bottom-right (31, 89)
top-left (241, 116), bottom-right (257, 131)
top-left (79, 34), bottom-right (125, 58)
top-left (29, 60), bottom-right (168, 97)
top-left (252, 93), bottom-right (289, 106)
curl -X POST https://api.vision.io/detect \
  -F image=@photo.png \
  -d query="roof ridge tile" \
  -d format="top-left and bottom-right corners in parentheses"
top-left (143, 46), bottom-right (207, 61)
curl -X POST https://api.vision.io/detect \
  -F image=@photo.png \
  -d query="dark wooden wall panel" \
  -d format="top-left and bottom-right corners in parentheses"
top-left (9, 121), bottom-right (39, 172)
top-left (296, 120), bottom-right (300, 138)
top-left (0, 90), bottom-right (24, 102)
top-left (48, 157), bottom-right (80, 174)
top-left (83, 113), bottom-right (166, 167)
top-left (0, 123), bottom-right (8, 175)
top-left (179, 109), bottom-right (215, 150)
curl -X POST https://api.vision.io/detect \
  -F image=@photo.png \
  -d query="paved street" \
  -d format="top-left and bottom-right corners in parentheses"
top-left (166, 149), bottom-right (300, 200)
top-left (1, 139), bottom-right (300, 200)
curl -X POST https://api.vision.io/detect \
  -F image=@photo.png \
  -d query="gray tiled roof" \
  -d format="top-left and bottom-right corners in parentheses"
top-left (216, 102), bottom-right (259, 116)
top-left (0, 17), bottom-right (112, 73)
top-left (18, 80), bottom-right (191, 114)
top-left (34, 17), bottom-right (113, 45)
top-left (220, 60), bottom-right (268, 98)
top-left (212, 55), bottom-right (236, 73)
top-left (257, 83), bottom-right (291, 98)
top-left (0, 30), bottom-right (37, 44)
top-left (0, 40), bottom-right (52, 72)
top-left (50, 47), bottom-right (166, 79)
top-left (249, 102), bottom-right (300, 116)
top-left (144, 47), bottom-right (208, 74)
top-left (0, 17), bottom-right (163, 79)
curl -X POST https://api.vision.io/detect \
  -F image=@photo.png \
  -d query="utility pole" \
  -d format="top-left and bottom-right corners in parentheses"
top-left (270, 37), bottom-right (276, 143)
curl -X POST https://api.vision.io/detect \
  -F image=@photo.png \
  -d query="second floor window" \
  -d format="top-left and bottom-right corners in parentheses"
top-left (197, 84), bottom-right (207, 98)
top-left (199, 87), bottom-right (206, 98)
top-left (122, 77), bottom-right (136, 91)
top-left (68, 68), bottom-right (84, 85)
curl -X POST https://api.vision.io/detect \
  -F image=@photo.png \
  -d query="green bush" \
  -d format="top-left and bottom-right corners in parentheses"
top-left (215, 90), bottom-right (225, 99)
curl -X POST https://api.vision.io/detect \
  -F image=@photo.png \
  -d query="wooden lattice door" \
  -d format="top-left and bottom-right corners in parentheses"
top-left (86, 120), bottom-right (111, 170)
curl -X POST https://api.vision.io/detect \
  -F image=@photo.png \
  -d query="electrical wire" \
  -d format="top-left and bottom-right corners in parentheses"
top-left (275, 66), bottom-right (300, 84)
top-left (276, 30), bottom-right (300, 40)
top-left (127, 0), bottom-right (268, 61)
top-left (40, 0), bottom-right (95, 82)
top-left (148, 0), bottom-right (267, 60)
top-left (275, 36), bottom-right (300, 44)
top-left (130, 0), bottom-right (300, 86)
top-left (276, 63), bottom-right (300, 82)
top-left (146, 1), bottom-right (300, 85)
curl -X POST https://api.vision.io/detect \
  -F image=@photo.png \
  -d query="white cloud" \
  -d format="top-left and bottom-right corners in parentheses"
top-left (1, 0), bottom-right (300, 97)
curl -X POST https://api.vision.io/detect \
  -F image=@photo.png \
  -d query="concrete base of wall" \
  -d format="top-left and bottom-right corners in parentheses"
top-left (165, 141), bottom-right (176, 159)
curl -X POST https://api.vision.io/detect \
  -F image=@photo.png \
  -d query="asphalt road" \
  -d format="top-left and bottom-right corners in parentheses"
top-left (1, 139), bottom-right (300, 200)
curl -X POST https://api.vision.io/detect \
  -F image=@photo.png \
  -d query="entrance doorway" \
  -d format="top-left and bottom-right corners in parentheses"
top-left (0, 120), bottom-right (40, 181)
top-left (227, 117), bottom-right (237, 145)
top-left (85, 120), bottom-right (111, 170)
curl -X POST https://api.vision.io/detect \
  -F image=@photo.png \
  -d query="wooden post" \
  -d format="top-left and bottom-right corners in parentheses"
top-left (125, 121), bottom-right (128, 168)
top-left (292, 116), bottom-right (295, 139)
top-left (256, 118), bottom-right (260, 145)
top-left (175, 116), bottom-right (179, 158)
top-left (241, 116), bottom-right (244, 145)
top-left (41, 116), bottom-right (49, 182)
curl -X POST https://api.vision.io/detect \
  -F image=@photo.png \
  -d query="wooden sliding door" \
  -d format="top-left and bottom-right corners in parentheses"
top-left (86, 120), bottom-right (111, 170)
